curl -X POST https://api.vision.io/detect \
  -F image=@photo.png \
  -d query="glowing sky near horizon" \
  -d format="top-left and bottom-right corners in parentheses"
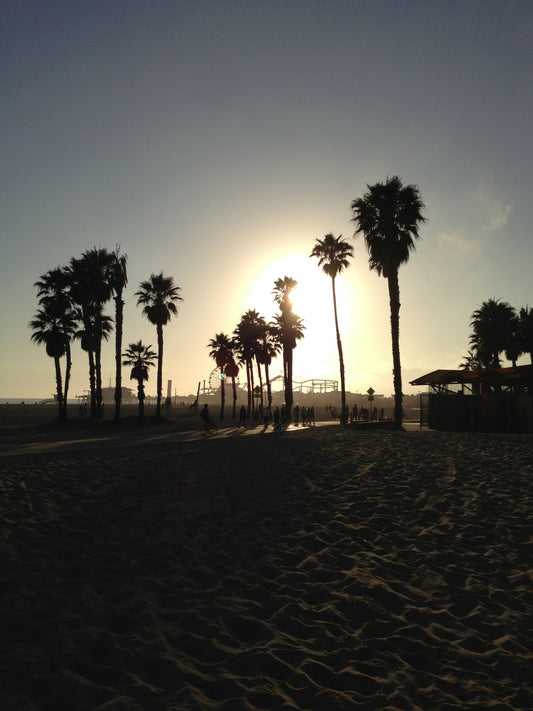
top-left (1, 0), bottom-right (532, 400)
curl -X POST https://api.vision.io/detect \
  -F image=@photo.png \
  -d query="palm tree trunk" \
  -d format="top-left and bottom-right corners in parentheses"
top-left (137, 378), bottom-right (145, 422)
top-left (219, 367), bottom-right (225, 419)
top-left (282, 346), bottom-right (289, 413)
top-left (286, 346), bottom-right (293, 414)
top-left (64, 342), bottom-right (72, 420)
top-left (245, 359), bottom-right (252, 415)
top-left (231, 376), bottom-right (237, 418)
top-left (156, 323), bottom-right (163, 418)
top-left (265, 361), bottom-right (272, 409)
top-left (88, 350), bottom-right (96, 419)
top-left (114, 294), bottom-right (123, 421)
top-left (249, 359), bottom-right (255, 416)
top-left (256, 358), bottom-right (264, 409)
top-left (95, 341), bottom-right (103, 418)
top-left (54, 355), bottom-right (64, 420)
top-left (331, 277), bottom-right (347, 424)
top-left (388, 269), bottom-right (403, 429)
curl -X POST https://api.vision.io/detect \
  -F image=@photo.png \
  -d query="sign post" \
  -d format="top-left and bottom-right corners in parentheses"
top-left (367, 387), bottom-right (375, 402)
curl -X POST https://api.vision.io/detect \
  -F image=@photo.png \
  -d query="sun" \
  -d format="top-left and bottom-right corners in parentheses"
top-left (245, 251), bottom-right (354, 350)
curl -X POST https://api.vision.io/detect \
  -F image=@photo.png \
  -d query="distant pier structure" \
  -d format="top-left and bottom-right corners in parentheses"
top-left (293, 379), bottom-right (338, 394)
top-left (199, 373), bottom-right (338, 396)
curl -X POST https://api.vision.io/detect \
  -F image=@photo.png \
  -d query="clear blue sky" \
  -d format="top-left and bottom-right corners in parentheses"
top-left (2, 0), bottom-right (532, 400)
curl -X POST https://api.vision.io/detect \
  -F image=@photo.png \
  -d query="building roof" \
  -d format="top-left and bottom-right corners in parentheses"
top-left (410, 365), bottom-right (533, 388)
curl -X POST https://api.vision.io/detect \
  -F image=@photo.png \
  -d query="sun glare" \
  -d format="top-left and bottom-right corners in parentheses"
top-left (244, 251), bottom-right (356, 383)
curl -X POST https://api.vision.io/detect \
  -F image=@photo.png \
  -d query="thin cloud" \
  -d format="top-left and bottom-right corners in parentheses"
top-left (467, 182), bottom-right (512, 232)
top-left (438, 230), bottom-right (476, 254)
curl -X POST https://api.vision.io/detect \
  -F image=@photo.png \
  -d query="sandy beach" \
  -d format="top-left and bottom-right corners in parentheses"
top-left (1, 410), bottom-right (532, 710)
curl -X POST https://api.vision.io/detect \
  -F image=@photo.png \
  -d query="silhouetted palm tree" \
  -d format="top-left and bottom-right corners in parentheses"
top-left (74, 303), bottom-right (114, 414)
top-left (208, 332), bottom-right (233, 419)
top-left (234, 309), bottom-right (263, 415)
top-left (505, 312), bottom-right (522, 367)
top-left (259, 323), bottom-right (281, 410)
top-left (224, 351), bottom-right (240, 419)
top-left (136, 272), bottom-right (182, 419)
top-left (34, 267), bottom-right (76, 416)
top-left (30, 308), bottom-right (70, 418)
top-left (310, 233), bottom-right (353, 423)
top-left (459, 349), bottom-right (485, 371)
top-left (469, 298), bottom-right (517, 368)
top-left (109, 246), bottom-right (128, 420)
top-left (122, 340), bottom-right (157, 422)
top-left (351, 176), bottom-right (425, 429)
top-left (518, 306), bottom-right (533, 365)
top-left (272, 276), bottom-right (304, 414)
top-left (68, 248), bottom-right (114, 417)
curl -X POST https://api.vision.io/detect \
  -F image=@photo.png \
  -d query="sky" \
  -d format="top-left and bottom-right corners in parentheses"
top-left (1, 0), bottom-right (532, 401)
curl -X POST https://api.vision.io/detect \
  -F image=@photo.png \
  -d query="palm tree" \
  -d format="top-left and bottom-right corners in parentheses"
top-left (224, 352), bottom-right (240, 419)
top-left (234, 309), bottom-right (263, 416)
top-left (74, 303), bottom-right (114, 414)
top-left (136, 272), bottom-right (182, 419)
top-left (122, 340), bottom-right (157, 422)
top-left (351, 176), bottom-right (426, 429)
top-left (469, 298), bottom-right (517, 368)
top-left (109, 246), bottom-right (128, 421)
top-left (505, 312), bottom-right (522, 367)
top-left (208, 332), bottom-right (233, 419)
top-left (459, 349), bottom-right (485, 371)
top-left (68, 248), bottom-right (114, 417)
top-left (258, 323), bottom-right (281, 410)
top-left (310, 233), bottom-right (353, 423)
top-left (34, 267), bottom-right (76, 416)
top-left (272, 276), bottom-right (304, 415)
top-left (518, 306), bottom-right (533, 365)
top-left (30, 308), bottom-right (69, 419)
top-left (273, 276), bottom-right (297, 314)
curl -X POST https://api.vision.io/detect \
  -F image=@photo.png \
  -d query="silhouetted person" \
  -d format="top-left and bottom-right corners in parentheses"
top-left (200, 404), bottom-right (211, 424)
top-left (239, 405), bottom-right (246, 427)
top-left (293, 404), bottom-right (300, 426)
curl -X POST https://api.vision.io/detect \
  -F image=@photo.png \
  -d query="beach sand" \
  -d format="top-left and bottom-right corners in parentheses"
top-left (1, 416), bottom-right (532, 710)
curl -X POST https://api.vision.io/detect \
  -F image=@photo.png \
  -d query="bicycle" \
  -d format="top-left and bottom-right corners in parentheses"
top-left (200, 420), bottom-right (218, 438)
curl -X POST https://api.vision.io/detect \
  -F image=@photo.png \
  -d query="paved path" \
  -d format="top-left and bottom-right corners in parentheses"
top-left (0, 420), bottom-right (424, 458)
top-left (0, 421), bottom-right (334, 457)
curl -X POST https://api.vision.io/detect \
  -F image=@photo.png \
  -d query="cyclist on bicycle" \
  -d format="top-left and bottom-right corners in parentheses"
top-left (200, 404), bottom-right (214, 429)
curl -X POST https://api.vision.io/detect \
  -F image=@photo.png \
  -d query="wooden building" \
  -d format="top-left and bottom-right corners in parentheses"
top-left (410, 365), bottom-right (533, 433)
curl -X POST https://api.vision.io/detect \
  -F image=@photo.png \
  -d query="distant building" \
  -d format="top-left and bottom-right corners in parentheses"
top-left (101, 386), bottom-right (136, 404)
top-left (410, 366), bottom-right (533, 432)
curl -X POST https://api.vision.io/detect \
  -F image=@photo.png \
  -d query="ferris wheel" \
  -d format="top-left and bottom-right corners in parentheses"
top-left (208, 367), bottom-right (241, 393)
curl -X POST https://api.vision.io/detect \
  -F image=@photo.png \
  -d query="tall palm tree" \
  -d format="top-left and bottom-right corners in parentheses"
top-left (34, 267), bottom-right (76, 416)
top-left (74, 303), bottom-right (114, 414)
top-left (224, 351), bottom-right (240, 418)
top-left (122, 340), bottom-right (157, 422)
top-left (310, 233), bottom-right (353, 423)
top-left (234, 309), bottom-right (263, 416)
top-left (109, 246), bottom-right (128, 421)
top-left (351, 176), bottom-right (426, 429)
top-left (29, 308), bottom-right (69, 419)
top-left (272, 276), bottom-right (304, 414)
top-left (136, 272), bottom-right (182, 419)
top-left (258, 322), bottom-right (281, 410)
top-left (469, 298), bottom-right (517, 368)
top-left (208, 332), bottom-right (233, 419)
top-left (68, 248), bottom-right (114, 417)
